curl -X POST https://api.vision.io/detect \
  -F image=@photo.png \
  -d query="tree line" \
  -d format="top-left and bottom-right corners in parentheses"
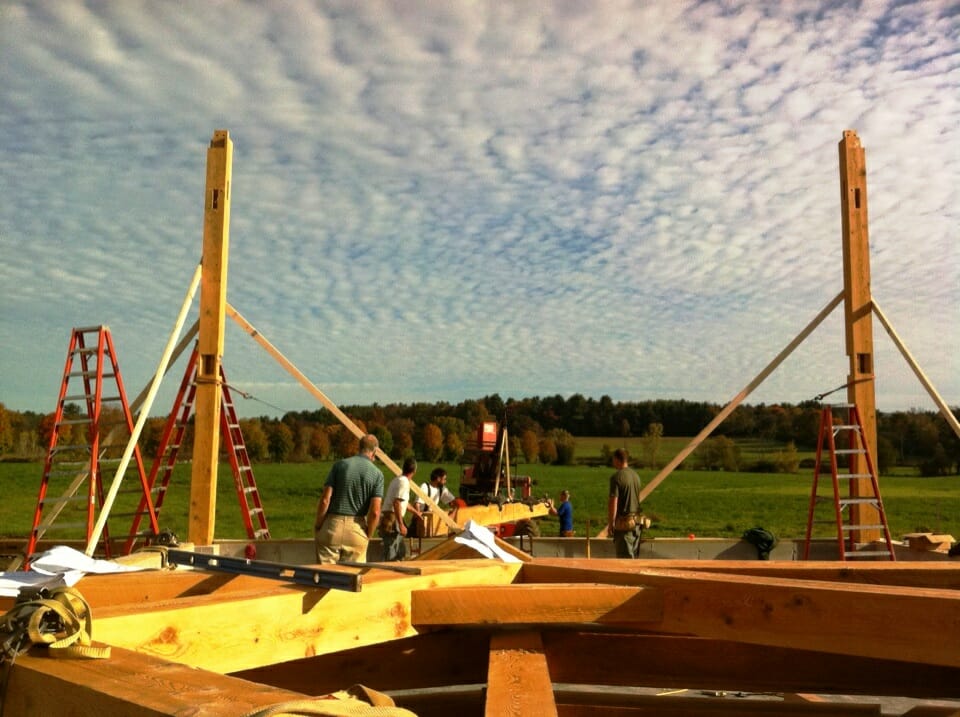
top-left (1, 395), bottom-right (957, 476)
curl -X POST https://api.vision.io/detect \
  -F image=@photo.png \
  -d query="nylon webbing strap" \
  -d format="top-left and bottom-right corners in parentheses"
top-left (0, 586), bottom-right (110, 662)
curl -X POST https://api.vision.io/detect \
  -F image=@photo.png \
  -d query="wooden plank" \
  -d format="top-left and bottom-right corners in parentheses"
top-left (486, 631), bottom-right (557, 717)
top-left (525, 558), bottom-right (960, 590)
top-left (231, 630), bottom-right (491, 693)
top-left (190, 129), bottom-right (233, 546)
top-left (90, 560), bottom-right (521, 673)
top-left (838, 129), bottom-right (879, 540)
top-left (541, 632), bottom-right (960, 699)
top-left (5, 645), bottom-right (305, 716)
top-left (554, 691), bottom-right (882, 716)
top-left (518, 562), bottom-right (960, 668)
top-left (412, 584), bottom-right (662, 627)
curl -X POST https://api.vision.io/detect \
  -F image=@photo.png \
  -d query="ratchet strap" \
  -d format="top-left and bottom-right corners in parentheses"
top-left (1, 585), bottom-right (110, 662)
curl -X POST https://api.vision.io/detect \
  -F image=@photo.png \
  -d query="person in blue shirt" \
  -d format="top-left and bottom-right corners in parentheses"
top-left (548, 489), bottom-right (574, 537)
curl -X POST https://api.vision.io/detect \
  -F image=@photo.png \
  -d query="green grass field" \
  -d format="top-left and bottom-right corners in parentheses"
top-left (2, 451), bottom-right (958, 544)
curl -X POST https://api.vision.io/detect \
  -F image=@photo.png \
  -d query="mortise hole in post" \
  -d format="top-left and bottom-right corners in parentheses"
top-left (211, 189), bottom-right (220, 210)
top-left (202, 354), bottom-right (216, 377)
top-left (854, 188), bottom-right (860, 209)
top-left (857, 353), bottom-right (872, 374)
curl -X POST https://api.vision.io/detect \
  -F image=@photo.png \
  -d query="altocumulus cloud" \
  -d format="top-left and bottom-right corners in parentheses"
top-left (0, 1), bottom-right (956, 417)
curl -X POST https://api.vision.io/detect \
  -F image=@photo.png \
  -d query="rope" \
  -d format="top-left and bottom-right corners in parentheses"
top-left (223, 382), bottom-right (288, 414)
top-left (812, 376), bottom-right (874, 403)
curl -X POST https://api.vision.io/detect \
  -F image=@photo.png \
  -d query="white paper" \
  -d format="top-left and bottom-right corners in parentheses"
top-left (453, 520), bottom-right (522, 563)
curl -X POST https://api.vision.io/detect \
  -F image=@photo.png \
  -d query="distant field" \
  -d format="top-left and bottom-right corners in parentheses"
top-left (3, 449), bottom-right (958, 544)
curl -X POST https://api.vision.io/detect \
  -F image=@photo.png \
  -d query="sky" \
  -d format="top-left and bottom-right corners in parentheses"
top-left (1, 1), bottom-right (957, 421)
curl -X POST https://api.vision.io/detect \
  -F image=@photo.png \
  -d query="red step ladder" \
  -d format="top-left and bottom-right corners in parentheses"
top-left (125, 345), bottom-right (269, 551)
top-left (803, 403), bottom-right (895, 561)
top-left (23, 327), bottom-right (159, 568)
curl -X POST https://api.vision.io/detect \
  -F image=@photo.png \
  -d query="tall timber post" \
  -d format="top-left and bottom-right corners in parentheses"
top-left (838, 130), bottom-right (880, 543)
top-left (190, 130), bottom-right (233, 546)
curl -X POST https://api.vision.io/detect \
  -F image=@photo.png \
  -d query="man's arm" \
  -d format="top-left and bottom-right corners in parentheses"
top-left (315, 485), bottom-right (333, 530)
top-left (607, 494), bottom-right (618, 535)
top-left (393, 497), bottom-right (406, 535)
top-left (365, 496), bottom-right (382, 539)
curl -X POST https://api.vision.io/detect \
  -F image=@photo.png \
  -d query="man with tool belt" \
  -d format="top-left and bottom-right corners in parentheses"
top-left (314, 434), bottom-right (384, 564)
top-left (608, 448), bottom-right (643, 558)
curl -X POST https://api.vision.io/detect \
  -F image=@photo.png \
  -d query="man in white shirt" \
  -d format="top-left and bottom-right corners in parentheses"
top-left (379, 458), bottom-right (420, 561)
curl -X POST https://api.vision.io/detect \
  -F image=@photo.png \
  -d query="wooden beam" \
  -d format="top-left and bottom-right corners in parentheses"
top-left (231, 630), bottom-right (491, 694)
top-left (627, 291), bottom-right (843, 525)
top-left (518, 562), bottom-right (960, 667)
top-left (190, 129), bottom-right (233, 545)
top-left (412, 584), bottom-right (662, 627)
top-left (553, 692), bottom-right (882, 716)
top-left (838, 129), bottom-right (879, 541)
top-left (872, 299), bottom-right (960, 439)
top-left (88, 560), bottom-right (521, 673)
top-left (525, 558), bottom-right (960, 590)
top-left (541, 632), bottom-right (960, 699)
top-left (486, 631), bottom-right (557, 717)
top-left (5, 645), bottom-right (305, 716)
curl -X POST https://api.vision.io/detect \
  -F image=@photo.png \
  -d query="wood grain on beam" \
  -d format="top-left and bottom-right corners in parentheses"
top-left (486, 631), bottom-right (557, 717)
top-left (525, 558), bottom-right (960, 590)
top-left (412, 584), bottom-right (662, 627)
top-left (231, 630), bottom-right (491, 693)
top-left (5, 645), bottom-right (304, 717)
top-left (92, 560), bottom-right (521, 673)
top-left (519, 563), bottom-right (960, 668)
top-left (541, 632), bottom-right (960, 699)
top-left (554, 691), bottom-right (882, 716)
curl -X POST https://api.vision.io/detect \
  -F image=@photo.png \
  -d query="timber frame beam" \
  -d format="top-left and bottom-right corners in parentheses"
top-left (5, 557), bottom-right (959, 715)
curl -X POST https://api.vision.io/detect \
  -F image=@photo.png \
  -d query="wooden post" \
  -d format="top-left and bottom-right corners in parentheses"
top-left (838, 130), bottom-right (879, 542)
top-left (190, 130), bottom-right (233, 545)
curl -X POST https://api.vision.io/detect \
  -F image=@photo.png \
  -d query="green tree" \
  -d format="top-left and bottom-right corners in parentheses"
top-left (267, 422), bottom-right (294, 462)
top-left (372, 425), bottom-right (394, 458)
top-left (640, 422), bottom-right (663, 469)
top-left (772, 441), bottom-right (799, 474)
top-left (547, 428), bottom-right (576, 465)
top-left (444, 432), bottom-right (464, 461)
top-left (0, 403), bottom-right (13, 455)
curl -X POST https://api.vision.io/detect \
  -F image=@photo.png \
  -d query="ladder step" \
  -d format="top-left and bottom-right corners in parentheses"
top-left (841, 524), bottom-right (887, 531)
top-left (838, 498), bottom-right (879, 506)
top-left (845, 551), bottom-right (894, 558)
top-left (832, 424), bottom-right (861, 431)
top-left (834, 449), bottom-right (866, 455)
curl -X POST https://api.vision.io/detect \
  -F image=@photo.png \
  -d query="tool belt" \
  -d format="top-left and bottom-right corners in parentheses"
top-left (614, 513), bottom-right (649, 532)
top-left (378, 511), bottom-right (398, 536)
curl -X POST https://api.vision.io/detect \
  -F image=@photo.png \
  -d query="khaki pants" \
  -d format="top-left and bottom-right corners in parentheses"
top-left (315, 514), bottom-right (369, 564)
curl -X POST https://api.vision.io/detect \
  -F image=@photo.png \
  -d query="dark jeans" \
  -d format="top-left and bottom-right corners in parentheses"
top-left (613, 526), bottom-right (643, 558)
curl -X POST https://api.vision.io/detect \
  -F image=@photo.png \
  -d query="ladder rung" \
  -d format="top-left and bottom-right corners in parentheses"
top-left (838, 498), bottom-right (879, 505)
top-left (846, 551), bottom-right (894, 557)
top-left (834, 448), bottom-right (865, 455)
top-left (841, 473), bottom-right (873, 480)
top-left (841, 524), bottom-right (887, 531)
top-left (254, 529), bottom-right (270, 539)
top-left (833, 424), bottom-right (861, 431)
top-left (249, 508), bottom-right (263, 515)
top-left (42, 521), bottom-right (91, 530)
top-left (58, 418), bottom-right (92, 425)
top-left (41, 495), bottom-right (88, 505)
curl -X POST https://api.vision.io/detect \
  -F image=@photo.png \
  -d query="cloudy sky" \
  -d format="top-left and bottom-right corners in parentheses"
top-left (2, 1), bottom-right (957, 421)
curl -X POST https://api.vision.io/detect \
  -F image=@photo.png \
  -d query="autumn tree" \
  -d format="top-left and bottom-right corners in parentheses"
top-left (539, 437), bottom-right (558, 465)
top-left (422, 423), bottom-right (443, 462)
top-left (520, 429), bottom-right (539, 463)
top-left (241, 419), bottom-right (269, 461)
